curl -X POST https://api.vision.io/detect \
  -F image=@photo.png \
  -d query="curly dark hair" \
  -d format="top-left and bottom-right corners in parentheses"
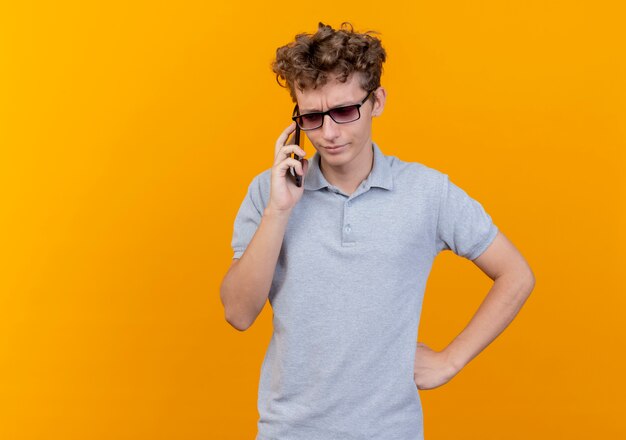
top-left (271, 22), bottom-right (387, 103)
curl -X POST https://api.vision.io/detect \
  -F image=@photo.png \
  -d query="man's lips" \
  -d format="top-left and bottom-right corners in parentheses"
top-left (324, 143), bottom-right (347, 150)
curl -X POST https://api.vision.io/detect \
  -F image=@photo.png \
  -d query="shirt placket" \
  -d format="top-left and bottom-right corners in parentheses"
top-left (328, 183), bottom-right (369, 247)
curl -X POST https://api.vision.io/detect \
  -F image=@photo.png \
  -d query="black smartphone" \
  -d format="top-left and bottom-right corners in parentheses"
top-left (290, 106), bottom-right (303, 187)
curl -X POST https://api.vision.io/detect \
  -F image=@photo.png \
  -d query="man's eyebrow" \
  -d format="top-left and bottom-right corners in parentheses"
top-left (299, 100), bottom-right (357, 114)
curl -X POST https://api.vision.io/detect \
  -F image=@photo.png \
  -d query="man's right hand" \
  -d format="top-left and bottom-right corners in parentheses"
top-left (267, 122), bottom-right (309, 214)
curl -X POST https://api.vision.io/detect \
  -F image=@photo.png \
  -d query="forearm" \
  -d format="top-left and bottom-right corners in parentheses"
top-left (220, 206), bottom-right (292, 330)
top-left (443, 271), bottom-right (535, 372)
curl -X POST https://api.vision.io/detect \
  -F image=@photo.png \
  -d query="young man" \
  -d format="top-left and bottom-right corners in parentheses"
top-left (221, 22), bottom-right (535, 440)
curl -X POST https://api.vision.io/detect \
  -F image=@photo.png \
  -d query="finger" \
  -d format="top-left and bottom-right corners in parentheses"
top-left (274, 122), bottom-right (297, 158)
top-left (285, 130), bottom-right (296, 146)
top-left (274, 144), bottom-right (307, 166)
top-left (282, 144), bottom-right (307, 159)
top-left (294, 158), bottom-right (308, 176)
top-left (301, 158), bottom-right (309, 181)
top-left (277, 157), bottom-right (304, 176)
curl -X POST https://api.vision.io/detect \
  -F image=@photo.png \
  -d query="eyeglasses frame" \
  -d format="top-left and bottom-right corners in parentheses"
top-left (291, 89), bottom-right (377, 131)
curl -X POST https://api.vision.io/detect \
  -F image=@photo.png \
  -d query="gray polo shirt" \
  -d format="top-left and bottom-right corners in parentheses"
top-left (230, 141), bottom-right (498, 440)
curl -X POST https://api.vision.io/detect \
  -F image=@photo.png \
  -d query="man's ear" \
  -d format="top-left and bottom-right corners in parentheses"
top-left (371, 86), bottom-right (387, 117)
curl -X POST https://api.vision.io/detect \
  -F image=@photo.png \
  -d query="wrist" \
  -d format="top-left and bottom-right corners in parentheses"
top-left (443, 341), bottom-right (470, 374)
top-left (264, 205), bottom-right (292, 219)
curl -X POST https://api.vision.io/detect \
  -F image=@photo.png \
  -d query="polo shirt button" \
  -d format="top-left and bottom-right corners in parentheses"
top-left (345, 225), bottom-right (351, 233)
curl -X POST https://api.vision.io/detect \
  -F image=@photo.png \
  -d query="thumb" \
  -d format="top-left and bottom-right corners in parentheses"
top-left (301, 158), bottom-right (309, 184)
top-left (302, 158), bottom-right (309, 174)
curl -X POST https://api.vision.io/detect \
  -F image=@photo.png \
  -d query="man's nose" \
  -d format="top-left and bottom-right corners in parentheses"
top-left (321, 114), bottom-right (340, 140)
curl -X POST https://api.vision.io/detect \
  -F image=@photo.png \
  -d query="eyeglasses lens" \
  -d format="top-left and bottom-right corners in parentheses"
top-left (296, 105), bottom-right (360, 130)
top-left (299, 114), bottom-right (323, 129)
top-left (330, 106), bottom-right (359, 123)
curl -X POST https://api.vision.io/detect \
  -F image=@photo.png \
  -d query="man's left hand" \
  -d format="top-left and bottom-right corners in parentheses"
top-left (413, 342), bottom-right (459, 390)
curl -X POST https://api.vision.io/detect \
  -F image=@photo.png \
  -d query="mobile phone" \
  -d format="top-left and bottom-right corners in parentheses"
top-left (290, 108), bottom-right (303, 187)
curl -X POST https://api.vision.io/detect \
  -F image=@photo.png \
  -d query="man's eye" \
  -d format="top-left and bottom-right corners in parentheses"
top-left (332, 106), bottom-right (355, 116)
top-left (302, 114), bottom-right (320, 122)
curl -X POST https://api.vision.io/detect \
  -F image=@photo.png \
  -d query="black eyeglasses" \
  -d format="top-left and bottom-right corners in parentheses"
top-left (292, 89), bottom-right (376, 131)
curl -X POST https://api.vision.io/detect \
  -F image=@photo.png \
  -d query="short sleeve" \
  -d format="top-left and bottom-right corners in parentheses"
top-left (435, 174), bottom-right (499, 260)
top-left (230, 175), bottom-right (264, 260)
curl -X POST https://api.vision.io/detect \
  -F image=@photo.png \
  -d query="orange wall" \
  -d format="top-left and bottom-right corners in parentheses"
top-left (1, 1), bottom-right (624, 439)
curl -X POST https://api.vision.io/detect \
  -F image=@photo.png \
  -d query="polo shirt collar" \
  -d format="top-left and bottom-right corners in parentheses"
top-left (303, 141), bottom-right (394, 192)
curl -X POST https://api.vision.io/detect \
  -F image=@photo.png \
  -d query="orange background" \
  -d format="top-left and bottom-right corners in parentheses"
top-left (1, 1), bottom-right (625, 439)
